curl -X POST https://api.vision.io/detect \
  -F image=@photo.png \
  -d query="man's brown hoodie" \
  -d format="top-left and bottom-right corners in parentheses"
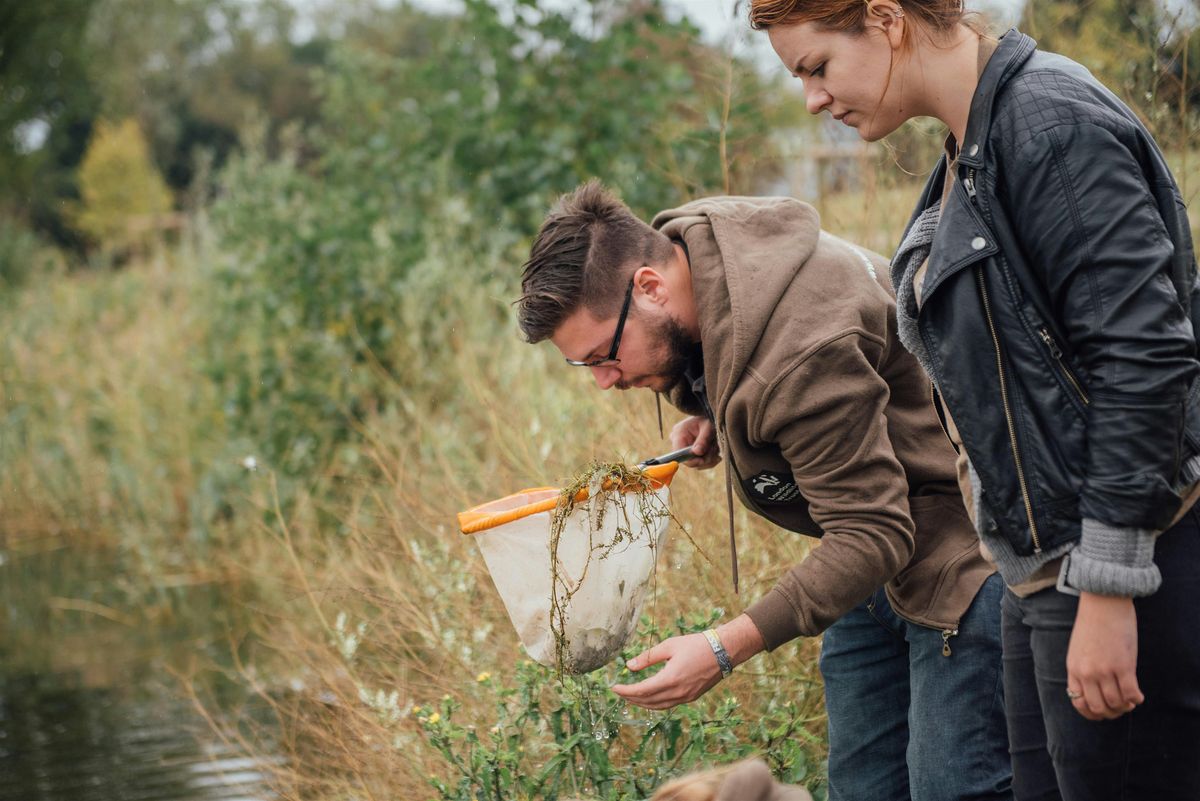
top-left (651, 196), bottom-right (992, 647)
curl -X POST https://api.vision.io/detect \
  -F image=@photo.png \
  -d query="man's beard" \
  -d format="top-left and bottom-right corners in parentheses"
top-left (616, 314), bottom-right (696, 394)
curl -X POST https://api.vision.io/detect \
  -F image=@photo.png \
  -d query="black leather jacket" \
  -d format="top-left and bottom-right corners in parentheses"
top-left (904, 30), bottom-right (1200, 557)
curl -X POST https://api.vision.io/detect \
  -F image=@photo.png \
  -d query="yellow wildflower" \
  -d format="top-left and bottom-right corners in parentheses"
top-left (428, 712), bottom-right (441, 724)
top-left (476, 671), bottom-right (492, 682)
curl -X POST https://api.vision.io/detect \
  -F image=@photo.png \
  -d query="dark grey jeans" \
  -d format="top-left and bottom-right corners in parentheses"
top-left (1001, 508), bottom-right (1200, 800)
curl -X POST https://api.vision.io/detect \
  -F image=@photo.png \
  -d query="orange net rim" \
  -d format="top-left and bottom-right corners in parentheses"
top-left (456, 462), bottom-right (680, 534)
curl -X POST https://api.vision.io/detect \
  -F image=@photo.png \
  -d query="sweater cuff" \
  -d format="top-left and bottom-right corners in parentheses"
top-left (1062, 518), bottom-right (1161, 597)
top-left (743, 589), bottom-right (803, 651)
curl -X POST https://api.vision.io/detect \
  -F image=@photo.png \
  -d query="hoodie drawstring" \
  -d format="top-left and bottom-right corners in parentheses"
top-left (656, 371), bottom-right (738, 593)
top-left (725, 459), bottom-right (739, 594)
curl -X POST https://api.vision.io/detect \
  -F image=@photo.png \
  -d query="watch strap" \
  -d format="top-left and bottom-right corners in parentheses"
top-left (702, 628), bottom-right (734, 678)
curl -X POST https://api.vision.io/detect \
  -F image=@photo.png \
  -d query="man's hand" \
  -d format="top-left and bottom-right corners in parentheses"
top-left (1066, 592), bottom-right (1143, 720)
top-left (612, 615), bottom-right (765, 710)
top-left (670, 415), bottom-right (720, 469)
top-left (611, 633), bottom-right (723, 709)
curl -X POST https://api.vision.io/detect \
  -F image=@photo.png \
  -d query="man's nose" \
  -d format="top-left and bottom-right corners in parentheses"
top-left (590, 364), bottom-right (620, 390)
top-left (804, 85), bottom-right (832, 116)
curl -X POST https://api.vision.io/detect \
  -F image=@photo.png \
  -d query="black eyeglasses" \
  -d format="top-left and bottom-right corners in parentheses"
top-left (564, 278), bottom-right (635, 368)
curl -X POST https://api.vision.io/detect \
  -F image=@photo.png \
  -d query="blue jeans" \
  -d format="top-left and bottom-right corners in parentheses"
top-left (1001, 508), bottom-right (1200, 800)
top-left (821, 573), bottom-right (1012, 801)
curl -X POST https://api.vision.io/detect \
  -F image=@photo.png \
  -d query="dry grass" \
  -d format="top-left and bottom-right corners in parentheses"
top-left (0, 243), bottom-right (224, 565)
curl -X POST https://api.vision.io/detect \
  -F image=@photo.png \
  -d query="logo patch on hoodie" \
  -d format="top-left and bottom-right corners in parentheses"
top-left (743, 471), bottom-right (802, 505)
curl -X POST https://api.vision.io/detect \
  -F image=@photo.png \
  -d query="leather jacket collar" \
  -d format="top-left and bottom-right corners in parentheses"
top-left (958, 29), bottom-right (1037, 171)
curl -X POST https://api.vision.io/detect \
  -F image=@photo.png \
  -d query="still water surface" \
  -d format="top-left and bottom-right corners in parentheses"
top-left (0, 538), bottom-right (273, 800)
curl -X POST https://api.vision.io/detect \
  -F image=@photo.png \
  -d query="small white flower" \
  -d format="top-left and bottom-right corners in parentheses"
top-left (332, 613), bottom-right (366, 661)
top-left (241, 455), bottom-right (258, 471)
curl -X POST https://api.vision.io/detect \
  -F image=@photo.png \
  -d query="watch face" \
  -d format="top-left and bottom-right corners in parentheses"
top-left (743, 470), bottom-right (802, 505)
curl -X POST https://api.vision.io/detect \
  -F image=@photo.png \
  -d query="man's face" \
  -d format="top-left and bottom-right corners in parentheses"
top-left (551, 301), bottom-right (694, 395)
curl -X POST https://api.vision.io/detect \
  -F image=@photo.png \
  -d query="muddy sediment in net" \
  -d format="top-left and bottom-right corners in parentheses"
top-left (546, 462), bottom-right (687, 677)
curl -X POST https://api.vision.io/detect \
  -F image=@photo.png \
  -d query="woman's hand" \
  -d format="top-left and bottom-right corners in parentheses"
top-left (1066, 592), bottom-right (1144, 720)
top-left (670, 415), bottom-right (720, 469)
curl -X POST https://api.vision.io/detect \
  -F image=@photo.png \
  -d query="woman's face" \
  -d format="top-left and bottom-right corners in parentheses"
top-left (768, 20), bottom-right (909, 142)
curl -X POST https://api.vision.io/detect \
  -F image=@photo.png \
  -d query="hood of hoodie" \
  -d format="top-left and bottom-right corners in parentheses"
top-left (651, 196), bottom-right (821, 423)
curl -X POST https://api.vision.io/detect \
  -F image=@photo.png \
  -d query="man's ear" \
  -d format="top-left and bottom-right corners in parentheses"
top-left (633, 265), bottom-right (670, 307)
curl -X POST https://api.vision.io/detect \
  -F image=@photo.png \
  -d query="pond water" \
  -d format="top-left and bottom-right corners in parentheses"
top-left (0, 537), bottom-right (274, 801)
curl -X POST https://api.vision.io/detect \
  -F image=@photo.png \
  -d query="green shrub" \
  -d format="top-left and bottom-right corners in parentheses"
top-left (72, 118), bottom-right (173, 255)
top-left (345, 613), bottom-right (827, 801)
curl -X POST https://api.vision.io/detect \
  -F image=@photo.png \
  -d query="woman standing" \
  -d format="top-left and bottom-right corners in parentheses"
top-left (750, 1), bottom-right (1200, 798)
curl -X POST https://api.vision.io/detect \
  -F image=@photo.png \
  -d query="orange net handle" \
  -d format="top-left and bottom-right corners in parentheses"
top-left (456, 462), bottom-right (680, 534)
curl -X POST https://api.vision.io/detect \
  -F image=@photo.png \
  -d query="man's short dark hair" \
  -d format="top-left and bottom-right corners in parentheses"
top-left (517, 180), bottom-right (675, 343)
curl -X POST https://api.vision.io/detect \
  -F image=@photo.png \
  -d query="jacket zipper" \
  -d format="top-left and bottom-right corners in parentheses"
top-left (1038, 328), bottom-right (1090, 406)
top-left (976, 267), bottom-right (1042, 553)
top-left (941, 628), bottom-right (959, 657)
top-left (964, 167), bottom-right (1042, 553)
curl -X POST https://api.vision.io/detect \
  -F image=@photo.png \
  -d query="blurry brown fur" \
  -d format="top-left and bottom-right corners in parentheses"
top-left (650, 759), bottom-right (813, 801)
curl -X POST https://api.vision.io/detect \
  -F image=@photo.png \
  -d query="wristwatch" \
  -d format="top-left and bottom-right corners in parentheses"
top-left (702, 628), bottom-right (734, 678)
